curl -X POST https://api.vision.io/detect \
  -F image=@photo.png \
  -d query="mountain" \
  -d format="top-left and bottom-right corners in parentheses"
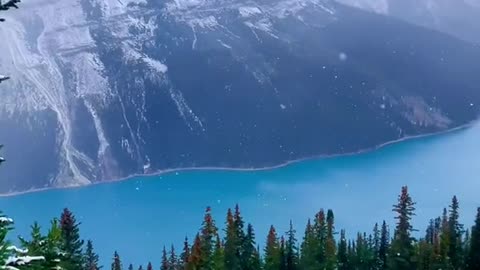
top-left (336, 0), bottom-right (480, 44)
top-left (0, 0), bottom-right (479, 193)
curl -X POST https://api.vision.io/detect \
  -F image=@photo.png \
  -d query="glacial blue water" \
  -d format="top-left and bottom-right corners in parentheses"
top-left (1, 124), bottom-right (480, 267)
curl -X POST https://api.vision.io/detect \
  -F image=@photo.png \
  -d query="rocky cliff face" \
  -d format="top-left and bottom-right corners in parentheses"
top-left (0, 0), bottom-right (479, 193)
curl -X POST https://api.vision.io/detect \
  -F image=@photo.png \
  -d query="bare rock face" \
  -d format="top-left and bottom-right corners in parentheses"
top-left (0, 0), bottom-right (479, 193)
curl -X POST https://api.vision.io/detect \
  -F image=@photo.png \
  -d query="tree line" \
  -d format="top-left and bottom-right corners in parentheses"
top-left (0, 186), bottom-right (479, 270)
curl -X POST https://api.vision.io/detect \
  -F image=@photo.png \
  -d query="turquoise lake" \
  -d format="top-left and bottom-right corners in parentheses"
top-left (1, 124), bottom-right (480, 267)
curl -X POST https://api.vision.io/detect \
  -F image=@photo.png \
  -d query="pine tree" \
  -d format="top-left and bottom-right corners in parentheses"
top-left (372, 223), bottom-right (382, 270)
top-left (60, 208), bottom-right (84, 270)
top-left (242, 223), bottom-right (260, 270)
top-left (300, 219), bottom-right (318, 270)
top-left (234, 204), bottom-right (246, 251)
top-left (0, 213), bottom-right (45, 269)
top-left (200, 206), bottom-right (218, 269)
top-left (138, 266), bottom-right (143, 270)
top-left (188, 234), bottom-right (202, 270)
top-left (128, 264), bottom-right (133, 270)
top-left (213, 234), bottom-right (225, 270)
top-left (325, 210), bottom-right (336, 270)
top-left (146, 262), bottom-right (153, 270)
top-left (466, 207), bottom-right (480, 270)
top-left (224, 208), bottom-right (240, 270)
top-left (379, 221), bottom-right (389, 270)
top-left (18, 222), bottom-right (45, 270)
top-left (264, 225), bottom-right (280, 270)
top-left (169, 245), bottom-right (178, 270)
top-left (45, 218), bottom-right (64, 269)
top-left (285, 221), bottom-right (299, 270)
top-left (417, 238), bottom-right (434, 270)
top-left (84, 240), bottom-right (101, 270)
top-left (389, 186), bottom-right (416, 270)
top-left (161, 246), bottom-right (169, 270)
top-left (440, 208), bottom-right (453, 269)
top-left (313, 209), bottom-right (327, 268)
top-left (181, 236), bottom-right (191, 268)
top-left (111, 251), bottom-right (122, 270)
top-left (337, 229), bottom-right (349, 270)
top-left (279, 236), bottom-right (287, 270)
top-left (464, 228), bottom-right (471, 266)
top-left (448, 196), bottom-right (464, 269)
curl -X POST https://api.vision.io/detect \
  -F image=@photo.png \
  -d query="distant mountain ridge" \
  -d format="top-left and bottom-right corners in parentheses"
top-left (336, 0), bottom-right (480, 44)
top-left (0, 0), bottom-right (479, 193)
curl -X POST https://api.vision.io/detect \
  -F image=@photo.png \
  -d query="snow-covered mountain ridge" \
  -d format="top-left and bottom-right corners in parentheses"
top-left (0, 0), bottom-right (479, 193)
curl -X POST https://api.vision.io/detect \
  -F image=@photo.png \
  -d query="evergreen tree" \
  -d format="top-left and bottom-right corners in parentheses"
top-left (264, 225), bottom-right (280, 270)
top-left (233, 205), bottom-right (246, 253)
top-left (146, 262), bottom-right (153, 270)
top-left (448, 196), bottom-right (464, 269)
top-left (169, 245), bottom-right (178, 270)
top-left (440, 208), bottom-right (453, 269)
top-left (379, 221), bottom-right (389, 270)
top-left (188, 234), bottom-right (202, 270)
top-left (128, 264), bottom-right (133, 270)
top-left (60, 208), bottom-right (84, 270)
top-left (389, 186), bottom-right (416, 270)
top-left (213, 234), bottom-right (225, 270)
top-left (224, 208), bottom-right (240, 270)
top-left (45, 218), bottom-right (64, 269)
top-left (181, 236), bottom-right (191, 268)
top-left (466, 208), bottom-right (480, 270)
top-left (464, 228), bottom-right (471, 266)
top-left (279, 236), bottom-right (287, 270)
top-left (313, 209), bottom-right (327, 268)
top-left (337, 229), bottom-right (349, 270)
top-left (138, 266), bottom-right (143, 270)
top-left (299, 219), bottom-right (318, 269)
top-left (18, 222), bottom-right (46, 270)
top-left (111, 251), bottom-right (122, 270)
top-left (84, 240), bottom-right (101, 270)
top-left (325, 210), bottom-right (336, 270)
top-left (161, 246), bottom-right (169, 270)
top-left (242, 223), bottom-right (260, 270)
top-left (285, 221), bottom-right (299, 270)
top-left (200, 206), bottom-right (218, 269)
top-left (417, 239), bottom-right (434, 270)
top-left (372, 223), bottom-right (382, 270)
top-left (0, 213), bottom-right (45, 269)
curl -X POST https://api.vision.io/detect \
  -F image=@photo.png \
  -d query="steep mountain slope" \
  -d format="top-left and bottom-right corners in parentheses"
top-left (0, 0), bottom-right (479, 193)
top-left (336, 0), bottom-right (480, 44)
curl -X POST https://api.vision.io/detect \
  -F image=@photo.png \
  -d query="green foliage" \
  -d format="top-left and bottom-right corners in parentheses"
top-left (264, 225), bottom-right (280, 270)
top-left (60, 208), bottom-right (84, 270)
top-left (284, 221), bottom-right (298, 270)
top-left (0, 186), bottom-right (479, 270)
top-left (84, 240), bottom-right (101, 270)
top-left (466, 208), bottom-right (480, 270)
top-left (337, 230), bottom-right (349, 270)
top-left (389, 186), bottom-right (417, 270)
top-left (111, 251), bottom-right (122, 270)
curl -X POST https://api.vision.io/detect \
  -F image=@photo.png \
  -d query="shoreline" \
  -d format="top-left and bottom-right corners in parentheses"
top-left (0, 122), bottom-right (475, 198)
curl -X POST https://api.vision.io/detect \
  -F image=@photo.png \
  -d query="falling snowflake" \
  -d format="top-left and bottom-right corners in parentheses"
top-left (339, 52), bottom-right (348, 61)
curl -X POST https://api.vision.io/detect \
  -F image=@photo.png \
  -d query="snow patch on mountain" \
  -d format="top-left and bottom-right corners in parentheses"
top-left (238, 6), bottom-right (262, 18)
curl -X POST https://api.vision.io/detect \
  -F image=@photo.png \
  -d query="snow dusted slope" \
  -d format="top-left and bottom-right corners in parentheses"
top-left (0, 0), bottom-right (479, 192)
top-left (335, 0), bottom-right (480, 44)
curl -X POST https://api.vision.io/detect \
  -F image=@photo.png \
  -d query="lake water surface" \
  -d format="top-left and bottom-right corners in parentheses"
top-left (1, 125), bottom-right (480, 266)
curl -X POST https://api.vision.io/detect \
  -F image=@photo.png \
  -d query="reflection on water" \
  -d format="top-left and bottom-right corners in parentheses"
top-left (1, 124), bottom-right (480, 265)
